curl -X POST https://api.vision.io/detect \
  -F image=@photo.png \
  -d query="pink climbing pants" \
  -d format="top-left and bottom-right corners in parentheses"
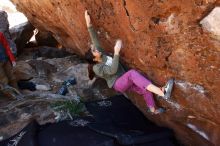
top-left (113, 69), bottom-right (155, 108)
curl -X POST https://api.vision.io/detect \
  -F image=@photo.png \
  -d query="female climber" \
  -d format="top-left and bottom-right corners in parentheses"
top-left (84, 10), bottom-right (174, 114)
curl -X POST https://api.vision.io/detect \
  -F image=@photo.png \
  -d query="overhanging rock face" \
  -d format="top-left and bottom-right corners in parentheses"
top-left (10, 0), bottom-right (220, 145)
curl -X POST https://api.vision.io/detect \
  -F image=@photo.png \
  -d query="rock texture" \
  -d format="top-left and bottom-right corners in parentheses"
top-left (10, 0), bottom-right (220, 145)
top-left (0, 10), bottom-right (17, 55)
top-left (200, 7), bottom-right (220, 41)
top-left (0, 47), bottom-right (115, 140)
top-left (9, 21), bottom-right (34, 54)
top-left (0, 10), bottom-right (10, 38)
top-left (35, 30), bottom-right (59, 47)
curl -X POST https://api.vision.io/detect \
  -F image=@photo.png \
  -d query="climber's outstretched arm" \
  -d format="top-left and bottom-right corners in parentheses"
top-left (85, 10), bottom-right (104, 53)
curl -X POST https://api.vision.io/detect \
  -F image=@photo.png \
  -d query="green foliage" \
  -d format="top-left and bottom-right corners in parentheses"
top-left (51, 100), bottom-right (85, 116)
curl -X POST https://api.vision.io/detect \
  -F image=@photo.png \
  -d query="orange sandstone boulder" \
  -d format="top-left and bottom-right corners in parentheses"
top-left (11, 0), bottom-right (220, 145)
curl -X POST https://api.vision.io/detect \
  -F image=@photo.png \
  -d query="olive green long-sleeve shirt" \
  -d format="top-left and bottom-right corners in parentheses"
top-left (88, 26), bottom-right (125, 88)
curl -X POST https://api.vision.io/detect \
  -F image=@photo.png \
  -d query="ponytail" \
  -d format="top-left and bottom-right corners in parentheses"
top-left (88, 64), bottom-right (95, 80)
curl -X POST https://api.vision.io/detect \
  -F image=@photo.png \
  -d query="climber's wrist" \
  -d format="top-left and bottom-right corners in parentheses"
top-left (87, 23), bottom-right (92, 28)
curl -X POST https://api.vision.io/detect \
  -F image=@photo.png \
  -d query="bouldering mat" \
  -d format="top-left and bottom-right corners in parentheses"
top-left (38, 117), bottom-right (115, 146)
top-left (86, 95), bottom-right (175, 145)
top-left (0, 120), bottom-right (39, 146)
top-left (0, 117), bottom-right (115, 146)
top-left (0, 95), bottom-right (178, 146)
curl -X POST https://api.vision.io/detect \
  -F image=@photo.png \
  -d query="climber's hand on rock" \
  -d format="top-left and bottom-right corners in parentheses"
top-left (114, 39), bottom-right (122, 55)
top-left (12, 61), bottom-right (16, 67)
top-left (85, 10), bottom-right (92, 27)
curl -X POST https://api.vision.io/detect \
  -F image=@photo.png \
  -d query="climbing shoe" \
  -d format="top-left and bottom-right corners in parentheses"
top-left (147, 107), bottom-right (165, 115)
top-left (163, 78), bottom-right (174, 100)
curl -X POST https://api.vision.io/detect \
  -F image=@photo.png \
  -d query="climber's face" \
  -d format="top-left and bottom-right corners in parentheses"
top-left (91, 44), bottom-right (101, 59)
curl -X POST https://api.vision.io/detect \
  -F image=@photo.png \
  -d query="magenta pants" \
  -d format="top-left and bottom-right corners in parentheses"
top-left (113, 69), bottom-right (155, 108)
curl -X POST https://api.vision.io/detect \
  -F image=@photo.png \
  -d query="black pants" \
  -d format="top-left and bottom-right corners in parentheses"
top-left (17, 80), bottom-right (36, 91)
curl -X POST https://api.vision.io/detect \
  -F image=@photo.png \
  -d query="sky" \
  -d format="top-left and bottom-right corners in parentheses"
top-left (0, 0), bottom-right (27, 28)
